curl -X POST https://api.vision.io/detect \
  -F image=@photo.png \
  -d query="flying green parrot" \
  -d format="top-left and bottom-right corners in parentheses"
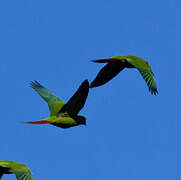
top-left (90, 55), bottom-right (158, 95)
top-left (26, 80), bottom-right (89, 128)
top-left (0, 160), bottom-right (33, 180)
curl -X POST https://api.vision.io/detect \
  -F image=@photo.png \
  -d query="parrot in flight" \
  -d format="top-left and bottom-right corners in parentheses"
top-left (26, 80), bottom-right (89, 128)
top-left (0, 160), bottom-right (33, 180)
top-left (90, 55), bottom-right (158, 95)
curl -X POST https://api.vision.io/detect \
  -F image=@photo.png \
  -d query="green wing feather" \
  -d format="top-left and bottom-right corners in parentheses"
top-left (30, 81), bottom-right (65, 116)
top-left (0, 161), bottom-right (34, 180)
top-left (59, 80), bottom-right (89, 116)
top-left (125, 56), bottom-right (158, 95)
top-left (16, 169), bottom-right (33, 180)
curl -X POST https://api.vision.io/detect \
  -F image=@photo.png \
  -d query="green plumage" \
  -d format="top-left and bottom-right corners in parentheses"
top-left (90, 55), bottom-right (158, 95)
top-left (0, 161), bottom-right (33, 180)
top-left (27, 80), bottom-right (89, 128)
top-left (30, 81), bottom-right (65, 116)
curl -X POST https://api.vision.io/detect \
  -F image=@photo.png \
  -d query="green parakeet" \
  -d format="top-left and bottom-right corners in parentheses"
top-left (90, 55), bottom-right (158, 95)
top-left (26, 80), bottom-right (89, 128)
top-left (0, 160), bottom-right (33, 180)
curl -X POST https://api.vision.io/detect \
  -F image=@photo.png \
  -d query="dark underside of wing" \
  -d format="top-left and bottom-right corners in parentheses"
top-left (90, 61), bottom-right (125, 88)
top-left (0, 166), bottom-right (11, 179)
top-left (58, 80), bottom-right (89, 116)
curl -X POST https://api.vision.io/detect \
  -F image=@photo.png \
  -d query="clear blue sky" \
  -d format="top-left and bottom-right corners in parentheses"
top-left (0, 0), bottom-right (180, 179)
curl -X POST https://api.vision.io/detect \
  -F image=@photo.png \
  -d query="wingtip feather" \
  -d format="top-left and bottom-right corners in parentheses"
top-left (30, 80), bottom-right (43, 89)
top-left (80, 80), bottom-right (89, 90)
top-left (150, 87), bottom-right (158, 95)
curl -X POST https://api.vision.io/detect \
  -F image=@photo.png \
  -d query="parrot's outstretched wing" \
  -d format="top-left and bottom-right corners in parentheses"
top-left (0, 161), bottom-right (34, 180)
top-left (126, 57), bottom-right (158, 95)
top-left (15, 169), bottom-right (34, 180)
top-left (90, 60), bottom-right (125, 88)
top-left (30, 81), bottom-right (65, 116)
top-left (58, 80), bottom-right (89, 116)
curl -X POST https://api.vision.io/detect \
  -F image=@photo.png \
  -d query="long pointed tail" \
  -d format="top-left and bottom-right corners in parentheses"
top-left (25, 120), bottom-right (52, 124)
top-left (91, 58), bottom-right (119, 63)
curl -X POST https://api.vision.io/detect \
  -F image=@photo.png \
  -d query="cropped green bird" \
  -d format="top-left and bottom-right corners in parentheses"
top-left (90, 55), bottom-right (158, 95)
top-left (26, 80), bottom-right (89, 128)
top-left (0, 160), bottom-right (33, 180)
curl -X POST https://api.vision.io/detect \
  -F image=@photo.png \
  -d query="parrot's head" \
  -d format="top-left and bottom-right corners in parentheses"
top-left (77, 115), bottom-right (86, 126)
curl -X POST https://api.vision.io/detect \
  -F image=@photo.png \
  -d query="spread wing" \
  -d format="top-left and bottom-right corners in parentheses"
top-left (126, 57), bottom-right (158, 95)
top-left (0, 161), bottom-right (34, 180)
top-left (30, 81), bottom-right (65, 116)
top-left (16, 169), bottom-right (34, 180)
top-left (58, 80), bottom-right (89, 116)
top-left (90, 60), bottom-right (125, 88)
